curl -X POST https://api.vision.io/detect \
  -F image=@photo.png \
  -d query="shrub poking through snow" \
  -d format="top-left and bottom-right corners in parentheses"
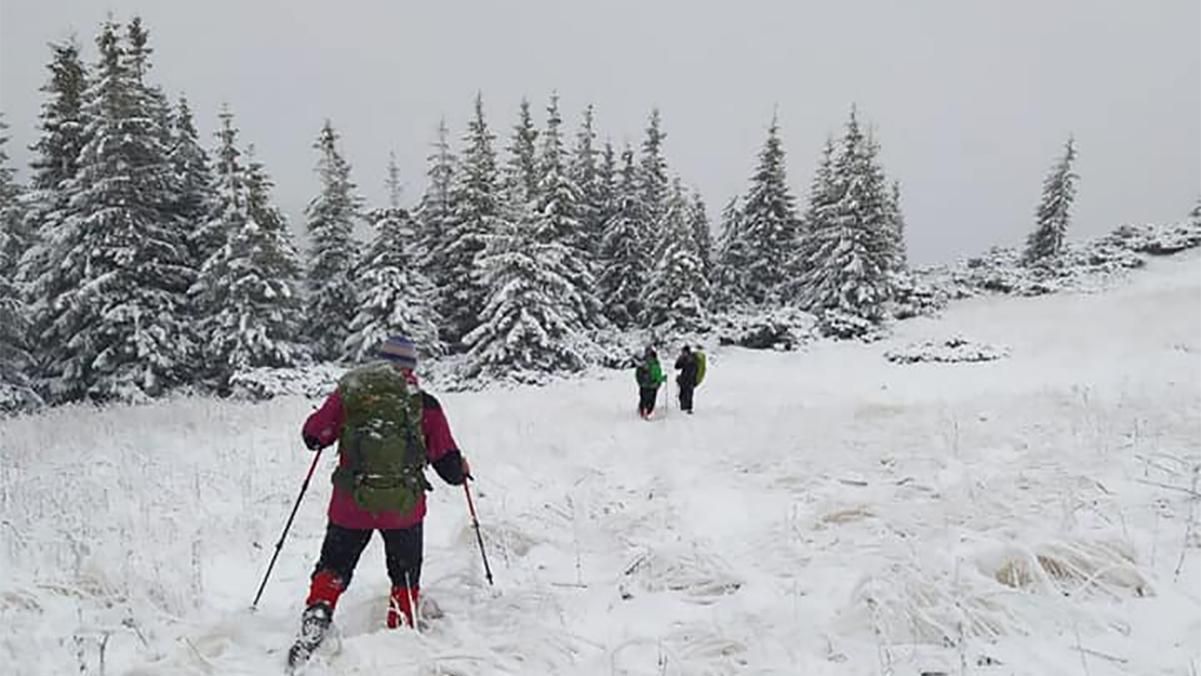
top-left (885, 336), bottom-right (1009, 364)
top-left (714, 306), bottom-right (817, 350)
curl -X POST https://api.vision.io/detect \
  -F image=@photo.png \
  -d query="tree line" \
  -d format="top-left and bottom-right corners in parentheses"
top-left (5, 16), bottom-right (1099, 409)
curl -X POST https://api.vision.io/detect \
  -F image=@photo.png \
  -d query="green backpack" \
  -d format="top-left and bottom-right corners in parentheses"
top-left (695, 351), bottom-right (707, 386)
top-left (332, 362), bottom-right (431, 514)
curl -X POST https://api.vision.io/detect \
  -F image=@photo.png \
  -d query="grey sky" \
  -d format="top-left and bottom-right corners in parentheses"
top-left (1, 0), bottom-right (1198, 264)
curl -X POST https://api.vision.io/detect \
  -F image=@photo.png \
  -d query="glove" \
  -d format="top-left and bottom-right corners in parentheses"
top-left (461, 455), bottom-right (472, 481)
top-left (303, 433), bottom-right (323, 451)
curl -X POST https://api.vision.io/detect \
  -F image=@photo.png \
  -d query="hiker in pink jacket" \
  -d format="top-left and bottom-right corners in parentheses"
top-left (288, 336), bottom-right (470, 668)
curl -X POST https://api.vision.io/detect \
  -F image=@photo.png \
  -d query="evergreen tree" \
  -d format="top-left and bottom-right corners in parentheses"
top-left (33, 19), bottom-right (194, 401)
top-left (596, 140), bottom-right (618, 240)
top-left (886, 181), bottom-right (909, 270)
top-left (1024, 137), bottom-right (1078, 265)
top-left (21, 39), bottom-right (88, 293)
top-left (464, 200), bottom-right (586, 380)
top-left (414, 119), bottom-right (456, 274)
top-left (713, 194), bottom-right (749, 310)
top-left (28, 39), bottom-right (88, 194)
top-left (304, 119), bottom-right (363, 360)
top-left (438, 94), bottom-right (501, 349)
top-left (597, 145), bottom-right (648, 328)
top-left (170, 95), bottom-right (219, 268)
top-left (503, 98), bottom-right (540, 203)
top-left (385, 151), bottom-right (404, 209)
top-left (789, 137), bottom-right (837, 300)
top-left (689, 191), bottom-right (714, 284)
top-left (639, 108), bottom-right (670, 228)
top-left (0, 117), bottom-right (39, 412)
top-left (571, 104), bottom-right (604, 258)
top-left (193, 118), bottom-right (308, 389)
top-left (534, 93), bottom-right (604, 331)
top-left (642, 179), bottom-right (708, 332)
top-left (344, 206), bottom-right (441, 363)
top-left (801, 109), bottom-right (894, 321)
top-left (639, 108), bottom-right (670, 251)
top-left (739, 115), bottom-right (800, 305)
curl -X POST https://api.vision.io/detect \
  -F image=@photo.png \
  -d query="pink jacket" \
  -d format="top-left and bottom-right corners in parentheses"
top-left (303, 388), bottom-right (460, 530)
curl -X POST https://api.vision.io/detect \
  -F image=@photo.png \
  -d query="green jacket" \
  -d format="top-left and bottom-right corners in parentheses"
top-left (635, 357), bottom-right (666, 389)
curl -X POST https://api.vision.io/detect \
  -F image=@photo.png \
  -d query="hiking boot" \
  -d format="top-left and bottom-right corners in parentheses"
top-left (287, 603), bottom-right (332, 669)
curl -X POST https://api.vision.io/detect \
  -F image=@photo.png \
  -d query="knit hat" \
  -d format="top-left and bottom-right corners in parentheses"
top-left (377, 335), bottom-right (418, 370)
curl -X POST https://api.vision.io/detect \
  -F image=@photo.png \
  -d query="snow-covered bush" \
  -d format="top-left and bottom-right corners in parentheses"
top-left (816, 309), bottom-right (888, 341)
top-left (916, 221), bottom-right (1201, 302)
top-left (226, 364), bottom-right (341, 400)
top-left (714, 306), bottom-right (817, 350)
top-left (885, 336), bottom-right (1009, 364)
top-left (889, 271), bottom-right (949, 319)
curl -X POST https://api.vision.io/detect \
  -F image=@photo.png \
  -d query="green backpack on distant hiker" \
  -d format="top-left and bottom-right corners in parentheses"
top-left (332, 362), bottom-right (432, 514)
top-left (694, 350), bottom-right (707, 386)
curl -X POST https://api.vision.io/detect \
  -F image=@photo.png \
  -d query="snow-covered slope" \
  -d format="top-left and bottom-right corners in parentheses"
top-left (2, 253), bottom-right (1199, 675)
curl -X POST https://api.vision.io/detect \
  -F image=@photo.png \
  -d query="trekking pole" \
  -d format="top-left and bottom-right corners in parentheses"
top-left (463, 480), bottom-right (494, 585)
top-left (252, 447), bottom-right (325, 610)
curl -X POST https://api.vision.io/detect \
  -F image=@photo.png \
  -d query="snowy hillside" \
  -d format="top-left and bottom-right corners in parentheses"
top-left (2, 252), bottom-right (1199, 675)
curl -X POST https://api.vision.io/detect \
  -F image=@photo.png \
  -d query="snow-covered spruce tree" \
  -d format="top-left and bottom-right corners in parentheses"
top-left (503, 98), bottom-right (540, 203)
top-left (170, 95), bottom-right (219, 271)
top-left (304, 119), bottom-right (363, 361)
top-left (33, 19), bottom-right (195, 402)
top-left (385, 151), bottom-right (403, 209)
top-left (639, 108), bottom-right (670, 253)
top-left (789, 137), bottom-right (836, 299)
top-left (0, 118), bottom-right (40, 412)
top-left (570, 104), bottom-right (604, 259)
top-left (344, 206), bottom-right (441, 363)
top-left (193, 113), bottom-right (308, 389)
top-left (739, 115), bottom-right (801, 306)
top-left (414, 118), bottom-right (456, 276)
top-left (1023, 137), bottom-right (1078, 265)
top-left (598, 145), bottom-right (649, 328)
top-left (437, 94), bottom-right (501, 350)
top-left (800, 109), bottom-right (895, 322)
top-left (533, 93), bottom-right (604, 332)
top-left (464, 197), bottom-right (586, 381)
top-left (642, 178), bottom-right (709, 332)
top-left (689, 191), bottom-right (714, 285)
top-left (886, 180), bottom-right (909, 270)
top-left (712, 194), bottom-right (749, 311)
top-left (596, 140), bottom-right (618, 240)
top-left (20, 39), bottom-right (87, 299)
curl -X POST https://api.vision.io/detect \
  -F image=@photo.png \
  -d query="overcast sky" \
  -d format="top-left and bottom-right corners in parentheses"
top-left (1, 0), bottom-right (1198, 264)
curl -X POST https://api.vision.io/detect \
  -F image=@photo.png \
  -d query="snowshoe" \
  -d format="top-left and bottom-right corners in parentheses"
top-left (286, 603), bottom-right (332, 672)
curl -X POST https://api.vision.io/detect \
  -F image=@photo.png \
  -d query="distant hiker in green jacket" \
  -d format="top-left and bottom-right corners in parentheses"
top-left (634, 346), bottom-right (666, 419)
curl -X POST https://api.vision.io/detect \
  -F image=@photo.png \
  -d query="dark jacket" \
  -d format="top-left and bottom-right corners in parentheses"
top-left (675, 352), bottom-right (698, 386)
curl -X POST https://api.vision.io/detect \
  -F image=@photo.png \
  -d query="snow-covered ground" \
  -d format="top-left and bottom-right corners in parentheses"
top-left (2, 252), bottom-right (1199, 675)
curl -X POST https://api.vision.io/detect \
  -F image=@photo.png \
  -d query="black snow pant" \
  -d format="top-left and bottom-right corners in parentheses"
top-left (638, 387), bottom-right (658, 416)
top-left (677, 379), bottom-right (695, 412)
top-left (312, 522), bottom-right (423, 590)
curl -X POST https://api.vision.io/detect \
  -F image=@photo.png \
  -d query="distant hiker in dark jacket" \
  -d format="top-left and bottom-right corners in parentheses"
top-left (634, 346), bottom-right (666, 419)
top-left (288, 335), bottom-right (471, 668)
top-left (674, 345), bottom-right (699, 414)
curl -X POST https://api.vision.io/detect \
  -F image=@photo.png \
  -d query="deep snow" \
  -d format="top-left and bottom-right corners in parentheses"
top-left (1, 252), bottom-right (1199, 675)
